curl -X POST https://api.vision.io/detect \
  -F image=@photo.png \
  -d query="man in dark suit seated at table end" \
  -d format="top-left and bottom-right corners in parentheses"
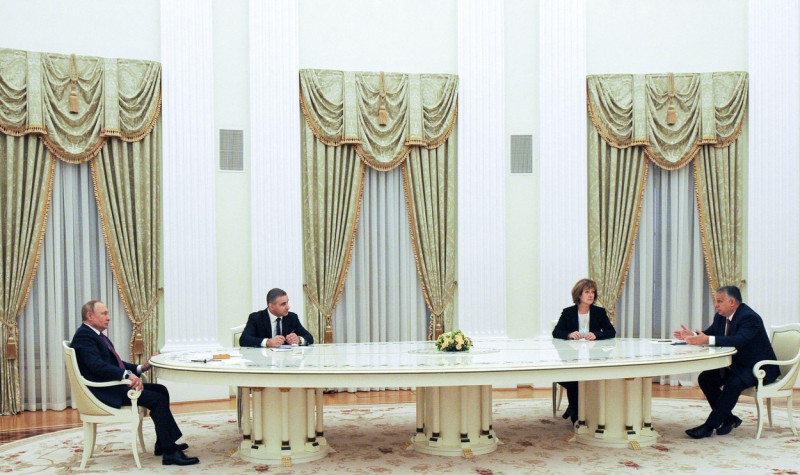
top-left (673, 285), bottom-right (779, 439)
top-left (239, 288), bottom-right (314, 348)
top-left (70, 300), bottom-right (199, 465)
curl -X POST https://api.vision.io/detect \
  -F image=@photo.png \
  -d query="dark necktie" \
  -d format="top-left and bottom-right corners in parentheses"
top-left (276, 318), bottom-right (282, 337)
top-left (100, 333), bottom-right (125, 369)
top-left (725, 318), bottom-right (730, 336)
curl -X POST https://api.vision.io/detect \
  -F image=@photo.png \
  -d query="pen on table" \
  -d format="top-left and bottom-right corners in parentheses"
top-left (190, 358), bottom-right (220, 363)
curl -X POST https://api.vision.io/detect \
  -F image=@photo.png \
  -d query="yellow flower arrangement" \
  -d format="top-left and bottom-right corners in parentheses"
top-left (435, 329), bottom-right (473, 352)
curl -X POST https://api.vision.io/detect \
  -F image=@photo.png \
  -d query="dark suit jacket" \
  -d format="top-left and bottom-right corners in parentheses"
top-left (704, 303), bottom-right (779, 384)
top-left (552, 304), bottom-right (616, 341)
top-left (239, 310), bottom-right (314, 347)
top-left (70, 323), bottom-right (138, 408)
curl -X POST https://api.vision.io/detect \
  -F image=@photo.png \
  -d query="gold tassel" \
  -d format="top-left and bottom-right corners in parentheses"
top-left (68, 54), bottom-right (79, 114)
top-left (132, 330), bottom-right (144, 356)
top-left (324, 319), bottom-right (334, 344)
top-left (378, 71), bottom-right (387, 126)
top-left (666, 73), bottom-right (676, 125)
top-left (434, 315), bottom-right (443, 340)
top-left (666, 103), bottom-right (676, 125)
top-left (6, 334), bottom-right (18, 360)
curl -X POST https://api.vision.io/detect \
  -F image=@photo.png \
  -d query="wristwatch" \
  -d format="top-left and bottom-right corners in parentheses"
top-left (123, 370), bottom-right (133, 379)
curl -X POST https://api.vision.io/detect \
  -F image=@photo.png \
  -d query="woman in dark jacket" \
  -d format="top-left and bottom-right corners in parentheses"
top-left (552, 278), bottom-right (616, 422)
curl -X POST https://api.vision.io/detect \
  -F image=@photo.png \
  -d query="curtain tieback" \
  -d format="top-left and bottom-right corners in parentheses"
top-left (1, 320), bottom-right (19, 360)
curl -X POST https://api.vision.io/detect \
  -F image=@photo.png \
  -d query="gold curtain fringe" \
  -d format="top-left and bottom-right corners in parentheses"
top-left (14, 157), bottom-right (57, 319)
top-left (642, 144), bottom-right (699, 171)
top-left (115, 92), bottom-right (162, 143)
top-left (0, 123), bottom-right (47, 137)
top-left (356, 144), bottom-right (411, 171)
top-left (43, 134), bottom-right (108, 164)
top-left (298, 92), bottom-right (349, 147)
top-left (693, 158), bottom-right (721, 292)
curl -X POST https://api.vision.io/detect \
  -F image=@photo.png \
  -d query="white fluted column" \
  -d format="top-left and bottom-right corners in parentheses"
top-left (747, 1), bottom-right (800, 327)
top-left (249, 1), bottom-right (304, 316)
top-left (161, 0), bottom-right (219, 352)
top-left (457, 0), bottom-right (506, 338)
top-left (538, 1), bottom-right (587, 333)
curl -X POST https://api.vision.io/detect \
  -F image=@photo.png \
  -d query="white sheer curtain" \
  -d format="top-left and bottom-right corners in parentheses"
top-left (18, 161), bottom-right (128, 412)
top-left (334, 167), bottom-right (429, 391)
top-left (616, 164), bottom-right (713, 386)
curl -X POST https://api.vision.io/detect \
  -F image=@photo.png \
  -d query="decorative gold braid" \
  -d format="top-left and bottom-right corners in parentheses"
top-left (355, 144), bottom-right (411, 171)
top-left (642, 143), bottom-right (699, 171)
top-left (298, 91), bottom-right (349, 147)
top-left (116, 92), bottom-right (162, 143)
top-left (0, 123), bottom-right (47, 136)
top-left (14, 155), bottom-right (57, 318)
top-left (42, 134), bottom-right (109, 164)
top-left (692, 155), bottom-right (720, 292)
top-left (606, 158), bottom-right (650, 319)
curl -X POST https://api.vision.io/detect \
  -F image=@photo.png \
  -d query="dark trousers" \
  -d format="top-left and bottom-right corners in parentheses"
top-left (558, 381), bottom-right (579, 413)
top-left (122, 383), bottom-right (182, 451)
top-left (698, 367), bottom-right (756, 429)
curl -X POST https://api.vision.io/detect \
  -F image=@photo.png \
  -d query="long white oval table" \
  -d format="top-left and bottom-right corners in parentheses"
top-left (150, 338), bottom-right (734, 463)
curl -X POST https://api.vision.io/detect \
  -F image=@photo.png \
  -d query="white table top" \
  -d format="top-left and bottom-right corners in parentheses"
top-left (150, 338), bottom-right (735, 388)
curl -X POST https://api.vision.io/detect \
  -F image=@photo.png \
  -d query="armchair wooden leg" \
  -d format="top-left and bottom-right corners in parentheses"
top-left (755, 397), bottom-right (765, 439)
top-left (788, 394), bottom-right (797, 436)
top-left (131, 421), bottom-right (142, 468)
top-left (766, 398), bottom-right (774, 427)
top-left (81, 422), bottom-right (95, 469)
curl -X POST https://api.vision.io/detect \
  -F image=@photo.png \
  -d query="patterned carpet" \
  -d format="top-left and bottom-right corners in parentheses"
top-left (1, 398), bottom-right (798, 474)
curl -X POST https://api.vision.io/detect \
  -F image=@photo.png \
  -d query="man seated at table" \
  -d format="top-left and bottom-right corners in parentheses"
top-left (240, 288), bottom-right (314, 347)
top-left (673, 285), bottom-right (778, 439)
top-left (70, 300), bottom-right (199, 465)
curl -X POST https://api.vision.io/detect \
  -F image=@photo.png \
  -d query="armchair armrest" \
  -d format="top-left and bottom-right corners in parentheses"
top-left (82, 377), bottom-right (143, 402)
top-left (752, 351), bottom-right (800, 381)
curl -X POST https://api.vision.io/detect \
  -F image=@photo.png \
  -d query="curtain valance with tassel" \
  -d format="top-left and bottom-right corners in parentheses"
top-left (299, 69), bottom-right (457, 170)
top-left (0, 48), bottom-right (161, 163)
top-left (587, 72), bottom-right (747, 170)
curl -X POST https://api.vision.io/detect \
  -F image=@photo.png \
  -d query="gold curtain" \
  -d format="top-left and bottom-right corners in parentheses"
top-left (0, 48), bottom-right (161, 413)
top-left (0, 135), bottom-right (55, 414)
top-left (300, 69), bottom-right (458, 341)
top-left (587, 72), bottom-right (747, 314)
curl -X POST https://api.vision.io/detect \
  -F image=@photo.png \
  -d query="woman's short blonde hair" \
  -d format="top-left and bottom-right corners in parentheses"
top-left (571, 278), bottom-right (599, 304)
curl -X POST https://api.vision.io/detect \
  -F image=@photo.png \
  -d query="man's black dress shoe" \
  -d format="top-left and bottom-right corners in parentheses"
top-left (686, 424), bottom-right (714, 439)
top-left (716, 415), bottom-right (743, 436)
top-left (154, 442), bottom-right (189, 456)
top-left (162, 449), bottom-right (199, 466)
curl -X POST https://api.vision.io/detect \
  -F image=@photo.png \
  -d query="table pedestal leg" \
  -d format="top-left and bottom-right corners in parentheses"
top-left (574, 378), bottom-right (659, 448)
top-left (239, 387), bottom-right (330, 464)
top-left (412, 385), bottom-right (498, 457)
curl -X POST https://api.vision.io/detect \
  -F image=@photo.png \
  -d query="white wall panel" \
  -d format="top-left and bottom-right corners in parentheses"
top-left (249, 1), bottom-right (304, 316)
top-left (747, 1), bottom-right (800, 327)
top-left (539, 0), bottom-right (588, 332)
top-left (161, 0), bottom-right (220, 351)
top-left (457, 0), bottom-right (507, 338)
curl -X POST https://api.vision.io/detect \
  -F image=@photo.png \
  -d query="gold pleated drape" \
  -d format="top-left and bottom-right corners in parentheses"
top-left (0, 48), bottom-right (161, 413)
top-left (587, 72), bottom-right (747, 317)
top-left (300, 69), bottom-right (458, 342)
